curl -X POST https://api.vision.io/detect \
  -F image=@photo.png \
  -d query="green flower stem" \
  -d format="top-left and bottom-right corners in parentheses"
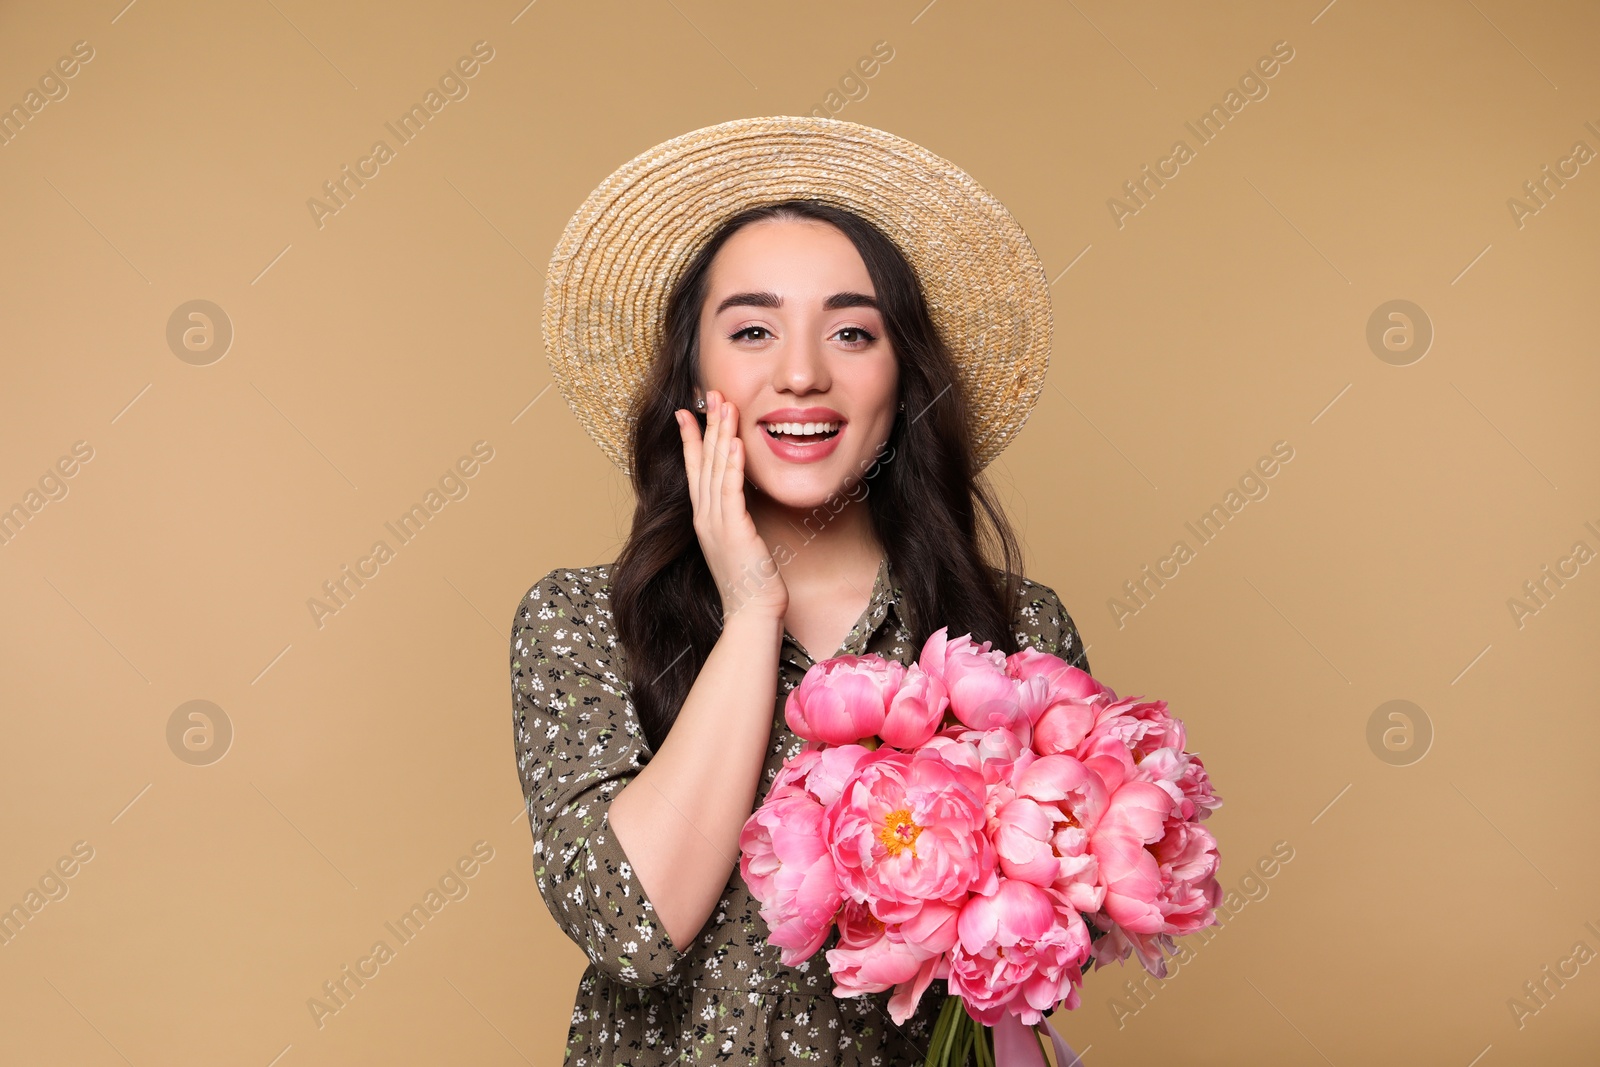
top-left (924, 996), bottom-right (1000, 1067)
top-left (974, 1016), bottom-right (994, 1067)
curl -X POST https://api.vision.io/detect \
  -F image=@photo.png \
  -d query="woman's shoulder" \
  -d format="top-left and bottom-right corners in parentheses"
top-left (512, 563), bottom-right (622, 654)
top-left (522, 562), bottom-right (618, 610)
top-left (511, 564), bottom-right (634, 711)
top-left (991, 566), bottom-right (1090, 671)
top-left (1004, 569), bottom-right (1072, 633)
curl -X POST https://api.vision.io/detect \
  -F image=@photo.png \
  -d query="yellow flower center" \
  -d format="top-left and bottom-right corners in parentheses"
top-left (878, 808), bottom-right (923, 856)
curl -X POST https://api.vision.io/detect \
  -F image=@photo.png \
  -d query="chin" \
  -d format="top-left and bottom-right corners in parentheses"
top-left (748, 462), bottom-right (866, 510)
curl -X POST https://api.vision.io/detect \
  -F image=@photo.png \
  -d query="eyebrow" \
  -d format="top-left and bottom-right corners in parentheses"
top-left (712, 290), bottom-right (879, 315)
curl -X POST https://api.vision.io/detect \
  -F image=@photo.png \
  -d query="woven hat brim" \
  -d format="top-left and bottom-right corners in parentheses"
top-left (542, 115), bottom-right (1053, 477)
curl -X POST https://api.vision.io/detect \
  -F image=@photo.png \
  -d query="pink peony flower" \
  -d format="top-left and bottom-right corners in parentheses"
top-left (947, 879), bottom-right (1092, 1026)
top-left (920, 627), bottom-right (1029, 734)
top-left (737, 790), bottom-right (843, 964)
top-left (1081, 694), bottom-right (1186, 763)
top-left (770, 742), bottom-right (877, 807)
top-left (991, 752), bottom-right (1108, 913)
top-left (1087, 914), bottom-right (1176, 978)
top-left (889, 954), bottom-right (949, 1026)
top-left (827, 898), bottom-right (960, 1024)
top-left (1006, 645), bottom-right (1114, 707)
top-left (1176, 752), bottom-right (1222, 818)
top-left (1148, 818), bottom-right (1223, 936)
top-left (879, 661), bottom-right (949, 748)
top-left (1128, 746), bottom-right (1223, 822)
top-left (1089, 817), bottom-right (1222, 978)
top-left (936, 721), bottom-right (1031, 780)
top-left (785, 654), bottom-right (906, 746)
top-left (1007, 646), bottom-right (1115, 752)
top-left (826, 746), bottom-right (998, 924)
top-left (1085, 760), bottom-right (1175, 936)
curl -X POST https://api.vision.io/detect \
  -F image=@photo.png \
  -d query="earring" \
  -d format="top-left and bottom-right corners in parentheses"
top-left (898, 400), bottom-right (906, 412)
top-left (695, 396), bottom-right (706, 411)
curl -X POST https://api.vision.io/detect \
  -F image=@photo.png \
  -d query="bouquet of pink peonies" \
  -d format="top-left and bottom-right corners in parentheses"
top-left (738, 628), bottom-right (1223, 1067)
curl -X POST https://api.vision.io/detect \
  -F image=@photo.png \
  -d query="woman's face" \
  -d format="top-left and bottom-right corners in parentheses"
top-left (695, 216), bottom-right (899, 511)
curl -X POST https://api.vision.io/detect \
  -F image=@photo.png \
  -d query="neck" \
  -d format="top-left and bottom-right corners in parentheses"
top-left (746, 486), bottom-right (883, 592)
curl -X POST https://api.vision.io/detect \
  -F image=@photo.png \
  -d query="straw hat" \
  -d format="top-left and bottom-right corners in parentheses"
top-left (541, 115), bottom-right (1054, 477)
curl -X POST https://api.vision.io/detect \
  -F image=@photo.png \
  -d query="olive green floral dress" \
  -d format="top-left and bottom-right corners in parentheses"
top-left (509, 556), bottom-right (1090, 1066)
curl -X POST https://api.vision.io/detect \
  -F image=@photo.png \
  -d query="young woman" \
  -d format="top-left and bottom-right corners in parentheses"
top-left (512, 118), bottom-right (1090, 1065)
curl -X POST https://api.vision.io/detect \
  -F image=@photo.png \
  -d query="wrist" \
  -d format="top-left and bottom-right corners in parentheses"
top-left (719, 603), bottom-right (785, 634)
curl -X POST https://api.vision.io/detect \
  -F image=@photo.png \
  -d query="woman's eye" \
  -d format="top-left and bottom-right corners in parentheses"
top-left (730, 326), bottom-right (771, 342)
top-left (836, 327), bottom-right (876, 346)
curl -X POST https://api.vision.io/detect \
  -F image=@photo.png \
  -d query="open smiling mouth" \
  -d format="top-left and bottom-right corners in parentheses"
top-left (761, 421), bottom-right (841, 444)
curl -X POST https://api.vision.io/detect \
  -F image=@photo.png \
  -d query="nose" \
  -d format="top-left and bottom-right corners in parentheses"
top-left (772, 328), bottom-right (830, 395)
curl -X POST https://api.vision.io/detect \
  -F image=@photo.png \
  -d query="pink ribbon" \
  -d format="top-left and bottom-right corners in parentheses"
top-left (993, 1012), bottom-right (1084, 1067)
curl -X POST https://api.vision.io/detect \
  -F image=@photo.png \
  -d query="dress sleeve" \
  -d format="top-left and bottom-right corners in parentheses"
top-left (509, 567), bottom-right (685, 988)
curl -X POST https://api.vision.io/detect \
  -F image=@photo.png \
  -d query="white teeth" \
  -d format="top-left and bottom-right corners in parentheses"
top-left (763, 421), bottom-right (840, 437)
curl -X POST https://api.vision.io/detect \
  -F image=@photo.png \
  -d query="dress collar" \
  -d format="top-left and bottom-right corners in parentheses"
top-left (780, 554), bottom-right (901, 669)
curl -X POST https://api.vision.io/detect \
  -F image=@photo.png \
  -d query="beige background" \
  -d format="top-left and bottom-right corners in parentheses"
top-left (2, 0), bottom-right (1597, 1064)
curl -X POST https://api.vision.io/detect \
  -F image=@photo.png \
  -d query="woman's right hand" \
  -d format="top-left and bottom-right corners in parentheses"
top-left (675, 389), bottom-right (789, 624)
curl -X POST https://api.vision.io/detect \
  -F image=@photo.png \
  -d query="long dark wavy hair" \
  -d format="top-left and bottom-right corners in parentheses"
top-left (612, 199), bottom-right (1026, 753)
